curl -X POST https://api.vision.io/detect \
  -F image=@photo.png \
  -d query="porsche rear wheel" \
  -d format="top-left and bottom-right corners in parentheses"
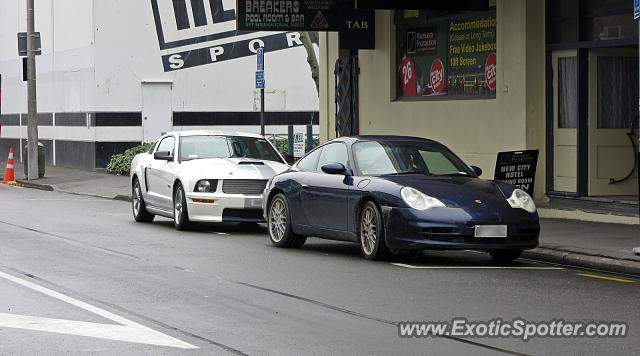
top-left (173, 183), bottom-right (192, 231)
top-left (489, 249), bottom-right (522, 264)
top-left (268, 194), bottom-right (306, 248)
top-left (132, 178), bottom-right (154, 223)
top-left (359, 201), bottom-right (390, 261)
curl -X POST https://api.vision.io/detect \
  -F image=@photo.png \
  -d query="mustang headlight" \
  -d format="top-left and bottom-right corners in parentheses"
top-left (194, 180), bottom-right (217, 192)
top-left (506, 188), bottom-right (536, 213)
top-left (401, 187), bottom-right (445, 210)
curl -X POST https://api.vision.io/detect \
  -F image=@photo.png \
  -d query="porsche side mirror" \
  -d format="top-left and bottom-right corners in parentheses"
top-left (154, 151), bottom-right (173, 161)
top-left (321, 162), bottom-right (347, 175)
top-left (471, 165), bottom-right (483, 177)
top-left (283, 154), bottom-right (296, 165)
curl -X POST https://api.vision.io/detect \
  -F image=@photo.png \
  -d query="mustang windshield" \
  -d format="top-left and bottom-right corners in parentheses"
top-left (353, 141), bottom-right (471, 176)
top-left (180, 135), bottom-right (283, 163)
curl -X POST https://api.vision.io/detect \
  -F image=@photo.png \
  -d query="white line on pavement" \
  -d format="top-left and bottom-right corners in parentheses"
top-left (0, 271), bottom-right (198, 349)
top-left (391, 263), bottom-right (564, 270)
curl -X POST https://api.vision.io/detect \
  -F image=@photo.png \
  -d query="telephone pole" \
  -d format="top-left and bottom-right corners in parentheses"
top-left (26, 0), bottom-right (39, 180)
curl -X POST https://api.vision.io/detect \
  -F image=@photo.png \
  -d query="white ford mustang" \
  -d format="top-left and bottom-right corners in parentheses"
top-left (130, 130), bottom-right (291, 230)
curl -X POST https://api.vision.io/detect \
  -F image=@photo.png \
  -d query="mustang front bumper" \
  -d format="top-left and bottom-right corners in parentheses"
top-left (185, 192), bottom-right (265, 223)
top-left (381, 206), bottom-right (540, 251)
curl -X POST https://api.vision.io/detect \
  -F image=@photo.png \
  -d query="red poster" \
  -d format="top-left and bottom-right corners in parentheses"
top-left (485, 53), bottom-right (497, 91)
top-left (430, 58), bottom-right (445, 94)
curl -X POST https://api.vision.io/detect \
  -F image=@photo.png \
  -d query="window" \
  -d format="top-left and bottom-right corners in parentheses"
top-left (597, 56), bottom-right (639, 129)
top-left (180, 136), bottom-right (230, 161)
top-left (316, 143), bottom-right (349, 171)
top-left (354, 140), bottom-right (470, 176)
top-left (296, 147), bottom-right (322, 172)
top-left (395, 7), bottom-right (497, 100)
top-left (228, 136), bottom-right (283, 163)
top-left (558, 57), bottom-right (578, 129)
top-left (156, 136), bottom-right (175, 154)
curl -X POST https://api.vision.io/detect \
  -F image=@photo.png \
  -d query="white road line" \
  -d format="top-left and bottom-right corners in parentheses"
top-left (0, 271), bottom-right (197, 349)
top-left (391, 263), bottom-right (564, 270)
top-left (24, 199), bottom-right (107, 202)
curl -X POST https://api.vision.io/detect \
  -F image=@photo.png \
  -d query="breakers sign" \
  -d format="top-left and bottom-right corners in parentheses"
top-left (150, 0), bottom-right (306, 72)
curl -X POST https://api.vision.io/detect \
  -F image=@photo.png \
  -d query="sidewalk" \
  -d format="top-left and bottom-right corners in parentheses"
top-left (4, 163), bottom-right (640, 275)
top-left (9, 162), bottom-right (130, 201)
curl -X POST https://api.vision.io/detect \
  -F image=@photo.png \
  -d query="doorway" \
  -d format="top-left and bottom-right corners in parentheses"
top-left (552, 50), bottom-right (578, 193)
top-left (587, 48), bottom-right (639, 196)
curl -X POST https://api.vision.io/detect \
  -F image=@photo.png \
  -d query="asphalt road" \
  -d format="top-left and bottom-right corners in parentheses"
top-left (0, 183), bottom-right (638, 356)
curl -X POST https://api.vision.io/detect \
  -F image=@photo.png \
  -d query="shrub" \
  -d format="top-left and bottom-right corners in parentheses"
top-left (106, 143), bottom-right (154, 176)
top-left (269, 138), bottom-right (320, 156)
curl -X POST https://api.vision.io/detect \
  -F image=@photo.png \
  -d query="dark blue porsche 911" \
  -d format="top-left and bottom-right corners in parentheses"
top-left (262, 136), bottom-right (539, 262)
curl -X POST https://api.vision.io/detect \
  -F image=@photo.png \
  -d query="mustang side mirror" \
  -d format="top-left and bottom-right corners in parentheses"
top-left (321, 162), bottom-right (347, 175)
top-left (283, 154), bottom-right (296, 165)
top-left (154, 151), bottom-right (173, 161)
top-left (471, 165), bottom-right (483, 177)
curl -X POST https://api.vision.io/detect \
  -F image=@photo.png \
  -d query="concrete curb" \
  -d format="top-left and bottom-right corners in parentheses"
top-left (15, 179), bottom-right (131, 202)
top-left (15, 179), bottom-right (54, 191)
top-left (523, 247), bottom-right (640, 276)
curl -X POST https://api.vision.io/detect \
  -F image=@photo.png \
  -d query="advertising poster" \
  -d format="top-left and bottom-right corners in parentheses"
top-left (493, 150), bottom-right (539, 196)
top-left (447, 15), bottom-right (497, 95)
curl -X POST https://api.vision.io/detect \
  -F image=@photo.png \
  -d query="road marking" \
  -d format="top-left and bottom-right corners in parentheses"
top-left (576, 273), bottom-right (637, 283)
top-left (24, 199), bottom-right (108, 202)
top-left (391, 263), bottom-right (564, 270)
top-left (0, 271), bottom-right (197, 349)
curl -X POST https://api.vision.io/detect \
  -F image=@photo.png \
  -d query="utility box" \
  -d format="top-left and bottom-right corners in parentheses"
top-left (23, 142), bottom-right (45, 178)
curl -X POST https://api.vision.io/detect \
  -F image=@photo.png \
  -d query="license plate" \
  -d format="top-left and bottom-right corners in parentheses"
top-left (474, 225), bottom-right (507, 238)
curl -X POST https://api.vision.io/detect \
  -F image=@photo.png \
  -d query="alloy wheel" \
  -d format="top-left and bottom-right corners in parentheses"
top-left (132, 182), bottom-right (141, 216)
top-left (174, 188), bottom-right (183, 223)
top-left (361, 206), bottom-right (377, 256)
top-left (269, 198), bottom-right (286, 242)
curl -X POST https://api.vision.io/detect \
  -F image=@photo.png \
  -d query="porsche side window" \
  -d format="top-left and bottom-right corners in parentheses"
top-left (156, 136), bottom-right (175, 155)
top-left (296, 147), bottom-right (322, 172)
top-left (316, 143), bottom-right (348, 172)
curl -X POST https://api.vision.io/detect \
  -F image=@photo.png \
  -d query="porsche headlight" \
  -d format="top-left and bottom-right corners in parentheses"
top-left (401, 187), bottom-right (445, 210)
top-left (506, 189), bottom-right (536, 213)
top-left (194, 180), bottom-right (217, 192)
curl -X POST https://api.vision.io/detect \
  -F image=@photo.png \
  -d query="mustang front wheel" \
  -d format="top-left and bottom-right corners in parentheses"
top-left (359, 201), bottom-right (390, 260)
top-left (132, 178), bottom-right (154, 223)
top-left (268, 193), bottom-right (306, 248)
top-left (173, 183), bottom-right (192, 231)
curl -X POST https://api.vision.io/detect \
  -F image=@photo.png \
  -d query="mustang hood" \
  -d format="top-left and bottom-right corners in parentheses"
top-left (180, 158), bottom-right (289, 180)
top-left (383, 175), bottom-right (510, 211)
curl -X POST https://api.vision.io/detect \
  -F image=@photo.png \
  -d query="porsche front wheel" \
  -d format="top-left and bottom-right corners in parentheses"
top-left (268, 194), bottom-right (306, 248)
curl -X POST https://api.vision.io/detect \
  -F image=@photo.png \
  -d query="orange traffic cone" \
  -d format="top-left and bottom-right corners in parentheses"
top-left (3, 148), bottom-right (16, 183)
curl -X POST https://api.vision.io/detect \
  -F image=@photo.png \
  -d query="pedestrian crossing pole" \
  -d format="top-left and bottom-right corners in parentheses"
top-left (26, 0), bottom-right (39, 180)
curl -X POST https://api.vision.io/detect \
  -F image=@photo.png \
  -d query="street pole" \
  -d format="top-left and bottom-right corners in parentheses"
top-left (26, 0), bottom-right (39, 180)
top-left (260, 88), bottom-right (265, 136)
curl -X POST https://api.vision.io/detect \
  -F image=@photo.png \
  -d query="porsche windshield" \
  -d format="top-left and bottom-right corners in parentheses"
top-left (353, 140), bottom-right (471, 176)
top-left (180, 135), bottom-right (283, 163)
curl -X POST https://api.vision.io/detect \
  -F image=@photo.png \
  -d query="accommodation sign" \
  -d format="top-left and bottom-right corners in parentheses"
top-left (238, 0), bottom-right (340, 30)
top-left (493, 150), bottom-right (539, 196)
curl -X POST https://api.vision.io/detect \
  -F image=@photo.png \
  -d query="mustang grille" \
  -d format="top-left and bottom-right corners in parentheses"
top-left (222, 179), bottom-right (268, 195)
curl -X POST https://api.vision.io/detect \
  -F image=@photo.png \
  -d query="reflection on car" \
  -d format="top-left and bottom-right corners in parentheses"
top-left (263, 136), bottom-right (539, 262)
top-left (130, 130), bottom-right (290, 230)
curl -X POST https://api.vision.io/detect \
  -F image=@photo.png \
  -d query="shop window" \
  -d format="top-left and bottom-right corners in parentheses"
top-left (395, 8), bottom-right (497, 100)
top-left (558, 57), bottom-right (578, 129)
top-left (597, 56), bottom-right (639, 129)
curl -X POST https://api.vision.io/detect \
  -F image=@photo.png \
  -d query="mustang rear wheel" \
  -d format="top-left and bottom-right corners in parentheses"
top-left (268, 193), bottom-right (306, 248)
top-left (132, 178), bottom-right (154, 223)
top-left (359, 201), bottom-right (390, 260)
top-left (489, 249), bottom-right (523, 264)
top-left (173, 183), bottom-right (192, 231)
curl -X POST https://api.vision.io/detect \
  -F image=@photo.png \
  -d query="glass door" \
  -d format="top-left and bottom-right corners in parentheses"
top-left (552, 50), bottom-right (579, 193)
top-left (588, 48), bottom-right (639, 196)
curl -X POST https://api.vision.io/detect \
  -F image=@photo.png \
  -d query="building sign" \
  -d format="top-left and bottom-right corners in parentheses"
top-left (395, 9), bottom-right (497, 99)
top-left (237, 0), bottom-right (340, 31)
top-left (493, 150), bottom-right (539, 196)
top-left (151, 0), bottom-right (306, 72)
